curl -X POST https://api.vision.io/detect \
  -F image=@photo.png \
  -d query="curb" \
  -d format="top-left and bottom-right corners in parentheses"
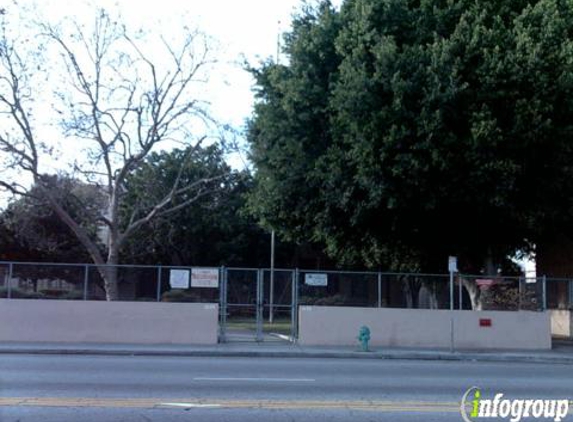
top-left (0, 347), bottom-right (572, 365)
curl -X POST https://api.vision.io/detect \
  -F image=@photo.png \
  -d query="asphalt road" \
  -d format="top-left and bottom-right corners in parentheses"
top-left (1, 354), bottom-right (572, 421)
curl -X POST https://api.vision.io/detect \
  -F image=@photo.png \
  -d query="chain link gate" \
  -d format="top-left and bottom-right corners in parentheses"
top-left (219, 268), bottom-right (297, 343)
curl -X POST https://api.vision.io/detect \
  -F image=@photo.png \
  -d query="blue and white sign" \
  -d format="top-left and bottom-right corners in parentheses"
top-left (169, 269), bottom-right (190, 289)
top-left (305, 273), bottom-right (328, 286)
top-left (448, 256), bottom-right (458, 273)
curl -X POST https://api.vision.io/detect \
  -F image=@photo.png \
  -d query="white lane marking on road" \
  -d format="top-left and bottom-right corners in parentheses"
top-left (160, 403), bottom-right (221, 408)
top-left (193, 377), bottom-right (315, 382)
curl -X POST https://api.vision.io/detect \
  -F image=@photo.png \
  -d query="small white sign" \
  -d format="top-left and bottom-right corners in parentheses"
top-left (525, 277), bottom-right (537, 284)
top-left (305, 273), bottom-right (328, 286)
top-left (191, 268), bottom-right (219, 288)
top-left (448, 256), bottom-right (458, 273)
top-left (169, 269), bottom-right (190, 289)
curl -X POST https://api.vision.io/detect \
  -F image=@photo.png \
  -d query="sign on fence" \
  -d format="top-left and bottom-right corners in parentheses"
top-left (525, 277), bottom-right (537, 284)
top-left (169, 269), bottom-right (190, 289)
top-left (191, 268), bottom-right (219, 288)
top-left (448, 256), bottom-right (458, 273)
top-left (305, 273), bottom-right (328, 286)
top-left (476, 279), bottom-right (495, 291)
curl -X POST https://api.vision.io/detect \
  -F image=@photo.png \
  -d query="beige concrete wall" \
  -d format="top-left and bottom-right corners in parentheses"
top-left (453, 311), bottom-right (551, 350)
top-left (0, 299), bottom-right (218, 344)
top-left (550, 310), bottom-right (572, 338)
top-left (298, 306), bottom-right (551, 350)
top-left (298, 306), bottom-right (451, 348)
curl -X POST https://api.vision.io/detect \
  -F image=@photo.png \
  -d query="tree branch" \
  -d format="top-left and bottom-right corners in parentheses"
top-left (121, 173), bottom-right (226, 243)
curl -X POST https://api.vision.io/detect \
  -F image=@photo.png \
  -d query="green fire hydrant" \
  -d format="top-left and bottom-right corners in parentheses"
top-left (357, 325), bottom-right (371, 352)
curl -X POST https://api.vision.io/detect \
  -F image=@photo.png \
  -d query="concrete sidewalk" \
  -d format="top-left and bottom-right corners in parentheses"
top-left (1, 340), bottom-right (572, 365)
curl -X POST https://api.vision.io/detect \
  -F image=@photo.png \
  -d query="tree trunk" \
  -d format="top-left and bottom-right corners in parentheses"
top-left (426, 281), bottom-right (439, 309)
top-left (100, 247), bottom-right (120, 301)
top-left (93, 260), bottom-right (119, 301)
top-left (462, 249), bottom-right (497, 310)
top-left (41, 187), bottom-right (120, 299)
top-left (402, 277), bottom-right (420, 309)
top-left (417, 282), bottom-right (439, 309)
top-left (101, 264), bottom-right (119, 301)
top-left (484, 250), bottom-right (497, 276)
top-left (403, 277), bottom-right (413, 308)
top-left (462, 277), bottom-right (483, 311)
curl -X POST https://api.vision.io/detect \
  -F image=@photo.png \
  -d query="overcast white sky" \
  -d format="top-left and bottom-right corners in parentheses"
top-left (0, 0), bottom-right (348, 205)
top-left (0, 0), bottom-right (342, 176)
top-left (27, 0), bottom-right (342, 131)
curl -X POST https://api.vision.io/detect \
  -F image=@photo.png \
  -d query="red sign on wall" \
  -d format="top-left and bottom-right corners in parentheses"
top-left (479, 318), bottom-right (492, 327)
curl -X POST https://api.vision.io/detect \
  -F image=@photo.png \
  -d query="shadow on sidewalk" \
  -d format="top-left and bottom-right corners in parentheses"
top-left (552, 337), bottom-right (573, 352)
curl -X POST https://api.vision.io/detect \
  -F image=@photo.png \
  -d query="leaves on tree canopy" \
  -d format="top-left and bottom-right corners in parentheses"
top-left (247, 0), bottom-right (573, 272)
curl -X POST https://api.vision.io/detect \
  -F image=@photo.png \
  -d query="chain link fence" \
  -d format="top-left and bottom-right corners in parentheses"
top-left (455, 275), bottom-right (545, 311)
top-left (1, 260), bottom-right (571, 312)
top-left (298, 270), bottom-right (454, 309)
top-left (546, 277), bottom-right (573, 310)
top-left (0, 262), bottom-right (218, 303)
top-left (0, 262), bottom-right (85, 300)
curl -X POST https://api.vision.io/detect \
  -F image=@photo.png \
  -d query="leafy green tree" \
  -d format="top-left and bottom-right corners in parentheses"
top-left (121, 145), bottom-right (329, 269)
top-left (0, 218), bottom-right (29, 262)
top-left (0, 177), bottom-right (100, 263)
top-left (247, 0), bottom-right (343, 243)
top-left (121, 146), bottom-right (271, 267)
top-left (247, 0), bottom-right (573, 308)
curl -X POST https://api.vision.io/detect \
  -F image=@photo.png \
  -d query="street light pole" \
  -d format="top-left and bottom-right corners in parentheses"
top-left (269, 21), bottom-right (280, 325)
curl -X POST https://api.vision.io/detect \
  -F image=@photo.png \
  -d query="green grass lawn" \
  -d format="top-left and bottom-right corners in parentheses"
top-left (225, 318), bottom-right (292, 335)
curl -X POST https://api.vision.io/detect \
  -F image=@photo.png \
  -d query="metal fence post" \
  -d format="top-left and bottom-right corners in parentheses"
top-left (83, 265), bottom-right (89, 300)
top-left (450, 317), bottom-right (455, 353)
top-left (256, 269), bottom-right (264, 342)
top-left (7, 262), bottom-right (13, 299)
top-left (293, 268), bottom-right (300, 342)
top-left (156, 266), bottom-right (163, 302)
top-left (542, 275), bottom-right (547, 311)
top-left (219, 266), bottom-right (227, 343)
top-left (290, 269), bottom-right (296, 342)
top-left (224, 267), bottom-right (228, 342)
top-left (449, 270), bottom-right (454, 311)
top-left (458, 275), bottom-right (463, 310)
top-left (518, 277), bottom-right (522, 311)
top-left (269, 231), bottom-right (275, 324)
top-left (377, 272), bottom-right (382, 308)
top-left (1, 265), bottom-right (5, 296)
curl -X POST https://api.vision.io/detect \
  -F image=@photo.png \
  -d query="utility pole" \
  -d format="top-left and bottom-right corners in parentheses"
top-left (276, 20), bottom-right (281, 65)
top-left (269, 20), bottom-right (280, 325)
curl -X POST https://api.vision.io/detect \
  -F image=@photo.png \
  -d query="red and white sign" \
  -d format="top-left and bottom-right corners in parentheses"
top-left (191, 268), bottom-right (219, 288)
top-left (475, 279), bottom-right (495, 290)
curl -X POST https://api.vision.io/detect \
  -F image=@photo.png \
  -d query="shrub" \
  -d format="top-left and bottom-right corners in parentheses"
top-left (59, 290), bottom-right (84, 300)
top-left (161, 289), bottom-right (202, 303)
top-left (299, 294), bottom-right (350, 306)
top-left (0, 287), bottom-right (45, 299)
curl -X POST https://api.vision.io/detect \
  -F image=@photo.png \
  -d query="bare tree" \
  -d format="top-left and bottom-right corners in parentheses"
top-left (0, 8), bottom-right (227, 300)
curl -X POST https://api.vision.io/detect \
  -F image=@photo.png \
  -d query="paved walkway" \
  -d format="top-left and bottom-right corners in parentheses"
top-left (1, 340), bottom-right (572, 365)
